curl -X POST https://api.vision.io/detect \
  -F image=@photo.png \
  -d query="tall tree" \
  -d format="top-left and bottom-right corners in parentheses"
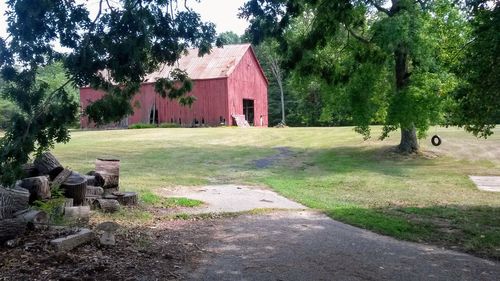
top-left (240, 0), bottom-right (473, 153)
top-left (218, 31), bottom-right (243, 44)
top-left (0, 0), bottom-right (220, 185)
top-left (453, 1), bottom-right (500, 137)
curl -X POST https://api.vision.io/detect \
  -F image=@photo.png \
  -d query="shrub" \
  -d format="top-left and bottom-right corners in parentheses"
top-left (128, 123), bottom-right (157, 129)
top-left (159, 123), bottom-right (180, 128)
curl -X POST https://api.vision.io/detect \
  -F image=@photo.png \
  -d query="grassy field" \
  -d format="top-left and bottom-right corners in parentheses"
top-left (51, 126), bottom-right (500, 259)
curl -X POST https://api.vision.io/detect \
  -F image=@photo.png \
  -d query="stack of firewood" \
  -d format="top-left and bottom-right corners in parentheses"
top-left (0, 152), bottom-right (138, 243)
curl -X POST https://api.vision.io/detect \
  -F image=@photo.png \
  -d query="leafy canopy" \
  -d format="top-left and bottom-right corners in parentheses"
top-left (0, 0), bottom-right (220, 185)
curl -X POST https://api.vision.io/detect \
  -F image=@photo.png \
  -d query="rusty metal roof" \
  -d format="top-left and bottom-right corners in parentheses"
top-left (144, 44), bottom-right (253, 82)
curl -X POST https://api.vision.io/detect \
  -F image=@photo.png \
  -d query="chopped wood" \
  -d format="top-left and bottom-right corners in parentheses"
top-left (22, 163), bottom-right (40, 178)
top-left (34, 152), bottom-right (63, 179)
top-left (61, 172), bottom-right (87, 206)
top-left (0, 219), bottom-right (26, 243)
top-left (14, 209), bottom-right (49, 225)
top-left (84, 174), bottom-right (105, 187)
top-left (50, 228), bottom-right (93, 252)
top-left (114, 192), bottom-right (138, 206)
top-left (0, 191), bottom-right (14, 219)
top-left (64, 206), bottom-right (90, 224)
top-left (64, 198), bottom-right (74, 207)
top-left (51, 168), bottom-right (72, 188)
top-left (86, 185), bottom-right (104, 196)
top-left (85, 196), bottom-right (100, 207)
top-left (20, 176), bottom-right (51, 203)
top-left (93, 199), bottom-right (120, 213)
top-left (95, 158), bottom-right (120, 189)
top-left (0, 187), bottom-right (29, 215)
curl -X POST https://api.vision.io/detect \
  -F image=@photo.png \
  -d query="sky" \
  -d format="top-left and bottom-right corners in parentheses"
top-left (0, 0), bottom-right (250, 38)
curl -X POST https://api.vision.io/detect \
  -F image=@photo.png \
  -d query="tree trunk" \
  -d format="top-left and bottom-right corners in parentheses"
top-left (34, 152), bottom-right (63, 179)
top-left (394, 45), bottom-right (419, 154)
top-left (399, 126), bottom-right (419, 153)
top-left (0, 219), bottom-right (26, 243)
top-left (22, 163), bottom-right (40, 178)
top-left (20, 176), bottom-right (51, 203)
top-left (86, 185), bottom-right (104, 196)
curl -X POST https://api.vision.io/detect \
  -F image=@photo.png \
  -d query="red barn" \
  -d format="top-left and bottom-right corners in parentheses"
top-left (80, 44), bottom-right (268, 128)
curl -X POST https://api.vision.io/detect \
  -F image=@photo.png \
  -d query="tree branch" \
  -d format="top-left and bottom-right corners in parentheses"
top-left (344, 25), bottom-right (371, 44)
top-left (366, 0), bottom-right (391, 16)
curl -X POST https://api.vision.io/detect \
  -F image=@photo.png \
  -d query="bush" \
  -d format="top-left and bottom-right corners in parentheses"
top-left (159, 123), bottom-right (180, 128)
top-left (128, 123), bottom-right (157, 129)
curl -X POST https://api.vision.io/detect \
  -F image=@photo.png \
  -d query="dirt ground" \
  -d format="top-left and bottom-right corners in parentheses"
top-left (0, 217), bottom-right (218, 281)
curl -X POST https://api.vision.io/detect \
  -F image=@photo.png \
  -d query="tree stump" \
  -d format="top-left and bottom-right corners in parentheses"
top-left (93, 199), bottom-right (120, 213)
top-left (20, 176), bottom-right (51, 203)
top-left (61, 172), bottom-right (87, 206)
top-left (113, 192), bottom-right (138, 206)
top-left (0, 187), bottom-right (30, 215)
top-left (51, 168), bottom-right (72, 188)
top-left (34, 152), bottom-right (63, 179)
top-left (95, 158), bottom-right (120, 190)
top-left (0, 219), bottom-right (26, 243)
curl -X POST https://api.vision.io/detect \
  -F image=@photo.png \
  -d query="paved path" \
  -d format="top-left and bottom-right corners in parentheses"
top-left (160, 185), bottom-right (500, 280)
top-left (185, 211), bottom-right (500, 281)
top-left (161, 185), bottom-right (306, 214)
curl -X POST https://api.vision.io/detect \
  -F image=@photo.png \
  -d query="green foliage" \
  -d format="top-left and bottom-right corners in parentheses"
top-left (158, 122), bottom-right (180, 128)
top-left (218, 31), bottom-right (243, 44)
top-left (0, 0), bottom-right (219, 186)
top-left (452, 3), bottom-right (500, 137)
top-left (129, 123), bottom-right (158, 129)
top-left (240, 0), bottom-right (489, 150)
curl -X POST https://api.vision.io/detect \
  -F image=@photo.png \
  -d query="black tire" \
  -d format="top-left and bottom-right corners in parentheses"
top-left (431, 135), bottom-right (442, 146)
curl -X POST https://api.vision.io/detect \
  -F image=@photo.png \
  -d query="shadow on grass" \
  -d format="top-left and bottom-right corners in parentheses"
top-left (327, 204), bottom-right (500, 260)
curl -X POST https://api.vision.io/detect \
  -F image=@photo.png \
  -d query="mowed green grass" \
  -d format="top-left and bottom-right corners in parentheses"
top-left (52, 126), bottom-right (500, 259)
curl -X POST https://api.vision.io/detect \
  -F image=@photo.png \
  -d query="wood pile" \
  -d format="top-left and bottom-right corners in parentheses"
top-left (0, 152), bottom-right (138, 244)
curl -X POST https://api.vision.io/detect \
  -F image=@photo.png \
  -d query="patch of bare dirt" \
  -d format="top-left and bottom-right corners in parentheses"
top-left (0, 218), bottom-right (219, 281)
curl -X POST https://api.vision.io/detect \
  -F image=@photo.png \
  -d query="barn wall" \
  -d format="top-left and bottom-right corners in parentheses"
top-left (79, 88), bottom-right (105, 128)
top-left (227, 48), bottom-right (268, 127)
top-left (80, 78), bottom-right (228, 128)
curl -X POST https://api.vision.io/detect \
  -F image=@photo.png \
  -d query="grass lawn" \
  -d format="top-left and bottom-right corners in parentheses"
top-left (51, 126), bottom-right (500, 259)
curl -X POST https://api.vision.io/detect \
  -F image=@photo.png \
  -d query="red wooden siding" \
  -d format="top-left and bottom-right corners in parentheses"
top-left (227, 47), bottom-right (268, 127)
top-left (80, 44), bottom-right (268, 128)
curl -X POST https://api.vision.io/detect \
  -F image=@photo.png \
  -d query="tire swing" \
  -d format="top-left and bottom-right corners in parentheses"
top-left (431, 135), bottom-right (442, 146)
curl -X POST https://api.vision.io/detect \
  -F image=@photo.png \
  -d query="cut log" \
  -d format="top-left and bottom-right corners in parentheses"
top-left (93, 199), bottom-right (120, 213)
top-left (86, 186), bottom-right (104, 196)
top-left (0, 191), bottom-right (14, 219)
top-left (14, 209), bottom-right (49, 225)
top-left (84, 174), bottom-right (105, 187)
top-left (20, 176), bottom-right (51, 203)
top-left (0, 187), bottom-right (30, 215)
top-left (95, 158), bottom-right (120, 189)
top-left (34, 152), bottom-right (63, 179)
top-left (51, 168), bottom-right (72, 188)
top-left (85, 196), bottom-right (100, 207)
top-left (50, 228), bottom-right (92, 252)
top-left (113, 192), bottom-right (138, 206)
top-left (0, 219), bottom-right (26, 243)
top-left (22, 163), bottom-right (40, 178)
top-left (64, 206), bottom-right (90, 220)
top-left (61, 172), bottom-right (87, 206)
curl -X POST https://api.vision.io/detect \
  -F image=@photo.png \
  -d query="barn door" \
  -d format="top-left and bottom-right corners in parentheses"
top-left (243, 99), bottom-right (254, 126)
